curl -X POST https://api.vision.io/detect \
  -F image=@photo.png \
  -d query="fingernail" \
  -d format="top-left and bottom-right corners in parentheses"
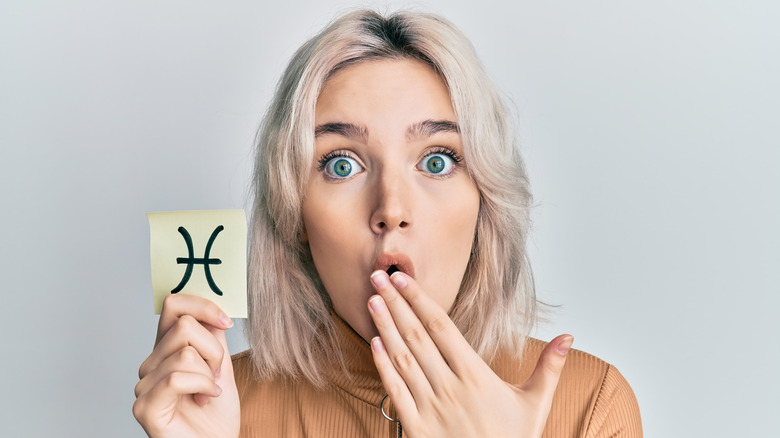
top-left (390, 272), bottom-right (407, 289)
top-left (215, 383), bottom-right (223, 396)
top-left (215, 367), bottom-right (222, 378)
top-left (219, 313), bottom-right (233, 328)
top-left (556, 336), bottom-right (574, 355)
top-left (369, 295), bottom-right (386, 314)
top-left (371, 336), bottom-right (385, 352)
top-left (371, 271), bottom-right (389, 288)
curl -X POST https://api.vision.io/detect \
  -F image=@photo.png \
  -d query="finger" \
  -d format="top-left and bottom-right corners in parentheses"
top-left (209, 327), bottom-right (234, 385)
top-left (367, 292), bottom-right (434, 400)
top-left (157, 294), bottom-right (233, 345)
top-left (135, 345), bottom-right (214, 398)
top-left (370, 271), bottom-right (452, 391)
top-left (370, 336), bottom-right (418, 424)
top-left (193, 393), bottom-right (212, 407)
top-left (140, 314), bottom-right (225, 379)
top-left (133, 371), bottom-right (223, 425)
top-left (200, 329), bottom-right (233, 407)
top-left (521, 334), bottom-right (573, 401)
top-left (387, 271), bottom-right (485, 377)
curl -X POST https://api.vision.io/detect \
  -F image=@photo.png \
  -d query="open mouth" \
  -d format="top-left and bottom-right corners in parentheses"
top-left (373, 253), bottom-right (415, 279)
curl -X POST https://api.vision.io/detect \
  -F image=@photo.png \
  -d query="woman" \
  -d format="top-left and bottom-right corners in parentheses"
top-left (134, 9), bottom-right (642, 437)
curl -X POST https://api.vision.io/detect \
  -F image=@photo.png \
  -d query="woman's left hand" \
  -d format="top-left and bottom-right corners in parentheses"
top-left (368, 270), bottom-right (573, 438)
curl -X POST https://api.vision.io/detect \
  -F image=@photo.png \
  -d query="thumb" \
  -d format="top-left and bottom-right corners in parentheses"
top-left (522, 334), bottom-right (573, 399)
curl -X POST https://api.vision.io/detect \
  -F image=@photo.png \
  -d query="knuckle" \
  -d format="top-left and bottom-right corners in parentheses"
top-left (174, 315), bottom-right (199, 336)
top-left (164, 371), bottom-right (186, 392)
top-left (133, 379), bottom-right (144, 398)
top-left (440, 384), bottom-right (459, 405)
top-left (132, 397), bottom-right (148, 422)
top-left (544, 359), bottom-right (562, 375)
top-left (404, 287), bottom-right (420, 303)
top-left (138, 358), bottom-right (151, 379)
top-left (392, 349), bottom-right (416, 371)
top-left (386, 382), bottom-right (406, 399)
top-left (213, 341), bottom-right (226, 362)
top-left (179, 345), bottom-right (200, 363)
top-left (401, 326), bottom-right (426, 346)
top-left (383, 290), bottom-right (401, 305)
top-left (426, 314), bottom-right (449, 334)
top-left (540, 354), bottom-right (563, 376)
top-left (161, 293), bottom-right (179, 311)
top-left (178, 313), bottom-right (197, 328)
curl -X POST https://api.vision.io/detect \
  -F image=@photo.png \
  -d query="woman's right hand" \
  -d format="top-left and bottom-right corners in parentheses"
top-left (133, 294), bottom-right (240, 438)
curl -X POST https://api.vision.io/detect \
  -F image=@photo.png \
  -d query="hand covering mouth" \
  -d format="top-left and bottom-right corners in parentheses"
top-left (373, 253), bottom-right (415, 279)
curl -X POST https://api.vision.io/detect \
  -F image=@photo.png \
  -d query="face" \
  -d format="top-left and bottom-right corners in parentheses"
top-left (302, 58), bottom-right (480, 342)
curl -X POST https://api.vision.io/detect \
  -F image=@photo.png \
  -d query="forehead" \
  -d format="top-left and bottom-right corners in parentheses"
top-left (315, 58), bottom-right (455, 125)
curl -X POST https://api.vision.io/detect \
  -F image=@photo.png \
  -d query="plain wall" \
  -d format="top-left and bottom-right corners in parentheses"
top-left (2, 1), bottom-right (778, 436)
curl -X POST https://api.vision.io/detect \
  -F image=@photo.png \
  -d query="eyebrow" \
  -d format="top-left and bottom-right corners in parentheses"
top-left (314, 122), bottom-right (369, 142)
top-left (314, 119), bottom-right (459, 142)
top-left (406, 119), bottom-right (460, 140)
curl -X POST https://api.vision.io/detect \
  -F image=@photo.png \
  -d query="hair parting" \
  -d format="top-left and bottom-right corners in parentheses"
top-left (247, 9), bottom-right (538, 387)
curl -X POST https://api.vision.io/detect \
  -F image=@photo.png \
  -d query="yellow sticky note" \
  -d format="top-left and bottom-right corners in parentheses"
top-left (147, 210), bottom-right (247, 318)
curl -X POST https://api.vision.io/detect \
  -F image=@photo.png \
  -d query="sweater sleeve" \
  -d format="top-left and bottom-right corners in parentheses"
top-left (585, 365), bottom-right (643, 438)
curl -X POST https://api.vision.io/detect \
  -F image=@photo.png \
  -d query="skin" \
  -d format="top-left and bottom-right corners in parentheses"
top-left (302, 58), bottom-right (480, 342)
top-left (306, 59), bottom-right (574, 436)
top-left (133, 294), bottom-right (240, 438)
top-left (368, 271), bottom-right (573, 436)
top-left (133, 58), bottom-right (572, 438)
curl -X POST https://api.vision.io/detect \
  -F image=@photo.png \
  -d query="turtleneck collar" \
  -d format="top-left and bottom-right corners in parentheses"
top-left (323, 310), bottom-right (387, 408)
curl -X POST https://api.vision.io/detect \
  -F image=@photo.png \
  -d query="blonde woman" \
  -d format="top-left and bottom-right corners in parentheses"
top-left (134, 9), bottom-right (642, 437)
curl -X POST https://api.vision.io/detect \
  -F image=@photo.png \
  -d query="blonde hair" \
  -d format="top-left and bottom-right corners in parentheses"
top-left (248, 9), bottom-right (536, 386)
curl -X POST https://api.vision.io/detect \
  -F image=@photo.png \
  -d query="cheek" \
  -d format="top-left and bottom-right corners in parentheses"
top-left (303, 183), bottom-right (365, 244)
top-left (304, 200), bottom-right (350, 263)
top-left (302, 188), bottom-right (374, 334)
top-left (302, 187), bottom-right (368, 288)
top-left (422, 181), bottom-right (480, 309)
top-left (439, 181), bottom-right (480, 245)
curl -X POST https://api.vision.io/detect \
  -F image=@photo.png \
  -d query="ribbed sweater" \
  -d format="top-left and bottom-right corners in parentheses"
top-left (232, 313), bottom-right (642, 437)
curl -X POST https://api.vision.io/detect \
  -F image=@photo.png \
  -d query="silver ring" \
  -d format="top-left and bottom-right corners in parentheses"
top-left (380, 393), bottom-right (400, 422)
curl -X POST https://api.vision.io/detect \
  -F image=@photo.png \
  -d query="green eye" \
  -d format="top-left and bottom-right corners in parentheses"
top-left (333, 158), bottom-right (351, 177)
top-left (419, 153), bottom-right (454, 175)
top-left (426, 156), bottom-right (445, 173)
top-left (324, 156), bottom-right (362, 179)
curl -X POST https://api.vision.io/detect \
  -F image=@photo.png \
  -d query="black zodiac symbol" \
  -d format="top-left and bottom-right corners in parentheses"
top-left (171, 225), bottom-right (224, 296)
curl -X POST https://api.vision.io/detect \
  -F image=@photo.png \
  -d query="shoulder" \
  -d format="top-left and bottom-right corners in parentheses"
top-left (231, 350), bottom-right (255, 399)
top-left (231, 350), bottom-right (252, 386)
top-left (231, 350), bottom-right (294, 400)
top-left (494, 338), bottom-right (643, 438)
top-left (230, 350), bottom-right (250, 370)
top-left (232, 349), bottom-right (251, 364)
top-left (231, 349), bottom-right (314, 436)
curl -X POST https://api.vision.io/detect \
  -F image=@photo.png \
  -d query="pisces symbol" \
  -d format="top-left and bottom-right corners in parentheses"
top-left (171, 225), bottom-right (224, 296)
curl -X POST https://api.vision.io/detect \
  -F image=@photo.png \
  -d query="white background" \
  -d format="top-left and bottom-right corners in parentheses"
top-left (2, 1), bottom-right (778, 437)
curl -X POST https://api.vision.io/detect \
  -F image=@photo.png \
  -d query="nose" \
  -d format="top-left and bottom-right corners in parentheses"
top-left (369, 173), bottom-right (412, 235)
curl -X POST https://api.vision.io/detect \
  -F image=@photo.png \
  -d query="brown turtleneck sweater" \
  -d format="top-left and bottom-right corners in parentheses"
top-left (232, 314), bottom-right (642, 437)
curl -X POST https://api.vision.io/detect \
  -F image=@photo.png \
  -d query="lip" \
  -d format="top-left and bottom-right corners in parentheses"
top-left (373, 252), bottom-right (416, 279)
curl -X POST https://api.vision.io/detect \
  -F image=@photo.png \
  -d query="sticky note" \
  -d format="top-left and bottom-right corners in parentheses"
top-left (147, 210), bottom-right (247, 318)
